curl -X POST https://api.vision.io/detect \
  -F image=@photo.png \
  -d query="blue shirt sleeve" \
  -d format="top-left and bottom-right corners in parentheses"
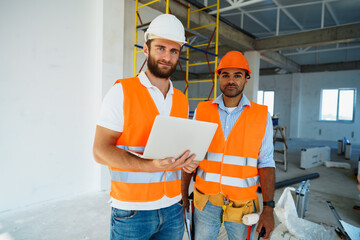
top-left (258, 113), bottom-right (276, 168)
top-left (192, 109), bottom-right (197, 120)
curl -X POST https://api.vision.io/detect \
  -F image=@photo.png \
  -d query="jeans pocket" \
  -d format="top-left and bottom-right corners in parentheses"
top-left (112, 208), bottom-right (137, 220)
top-left (176, 199), bottom-right (183, 207)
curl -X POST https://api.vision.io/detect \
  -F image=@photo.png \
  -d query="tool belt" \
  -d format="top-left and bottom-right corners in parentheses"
top-left (194, 188), bottom-right (259, 224)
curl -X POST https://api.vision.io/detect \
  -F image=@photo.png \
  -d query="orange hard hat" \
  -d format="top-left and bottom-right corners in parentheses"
top-left (215, 51), bottom-right (251, 76)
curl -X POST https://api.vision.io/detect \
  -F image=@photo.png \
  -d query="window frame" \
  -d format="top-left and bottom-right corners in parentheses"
top-left (319, 88), bottom-right (356, 122)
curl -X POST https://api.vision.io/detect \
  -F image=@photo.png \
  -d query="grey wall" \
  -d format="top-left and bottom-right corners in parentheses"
top-left (260, 70), bottom-right (360, 144)
top-left (258, 74), bottom-right (293, 130)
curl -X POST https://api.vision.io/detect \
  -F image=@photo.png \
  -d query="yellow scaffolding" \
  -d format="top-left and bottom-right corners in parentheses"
top-left (134, 1), bottom-right (220, 105)
top-left (185, 0), bottom-right (220, 102)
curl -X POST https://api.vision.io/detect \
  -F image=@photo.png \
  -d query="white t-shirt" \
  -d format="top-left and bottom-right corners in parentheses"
top-left (97, 72), bottom-right (182, 210)
top-left (227, 107), bottom-right (237, 113)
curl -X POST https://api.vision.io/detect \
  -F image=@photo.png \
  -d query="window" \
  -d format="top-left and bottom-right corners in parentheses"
top-left (320, 89), bottom-right (355, 121)
top-left (257, 90), bottom-right (275, 116)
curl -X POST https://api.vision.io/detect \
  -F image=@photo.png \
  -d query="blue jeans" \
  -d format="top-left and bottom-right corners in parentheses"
top-left (194, 201), bottom-right (256, 240)
top-left (110, 201), bottom-right (184, 240)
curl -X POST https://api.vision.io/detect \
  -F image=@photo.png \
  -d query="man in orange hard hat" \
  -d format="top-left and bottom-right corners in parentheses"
top-left (182, 51), bottom-right (275, 239)
top-left (93, 14), bottom-right (199, 240)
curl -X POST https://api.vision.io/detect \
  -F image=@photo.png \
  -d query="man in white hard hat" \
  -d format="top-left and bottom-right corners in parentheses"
top-left (93, 14), bottom-right (199, 239)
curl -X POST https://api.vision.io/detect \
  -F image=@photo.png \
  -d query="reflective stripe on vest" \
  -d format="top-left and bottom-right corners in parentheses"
top-left (206, 152), bottom-right (223, 162)
top-left (221, 175), bottom-right (259, 188)
top-left (110, 169), bottom-right (181, 183)
top-left (197, 168), bottom-right (220, 182)
top-left (223, 155), bottom-right (257, 167)
top-left (206, 152), bottom-right (258, 167)
top-left (197, 168), bottom-right (259, 187)
top-left (116, 145), bottom-right (145, 152)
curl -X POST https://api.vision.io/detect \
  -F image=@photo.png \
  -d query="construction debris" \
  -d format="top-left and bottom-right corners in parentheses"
top-left (324, 161), bottom-right (351, 169)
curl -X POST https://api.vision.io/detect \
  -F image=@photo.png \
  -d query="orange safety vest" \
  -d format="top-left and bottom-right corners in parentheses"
top-left (195, 100), bottom-right (267, 201)
top-left (109, 77), bottom-right (188, 202)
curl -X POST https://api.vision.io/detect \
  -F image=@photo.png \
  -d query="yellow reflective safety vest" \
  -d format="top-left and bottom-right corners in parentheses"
top-left (195, 100), bottom-right (267, 201)
top-left (109, 77), bottom-right (188, 202)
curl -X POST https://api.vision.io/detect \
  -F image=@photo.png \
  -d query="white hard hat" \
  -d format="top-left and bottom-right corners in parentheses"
top-left (144, 14), bottom-right (186, 46)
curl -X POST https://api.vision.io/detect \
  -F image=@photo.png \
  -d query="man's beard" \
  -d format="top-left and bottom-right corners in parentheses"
top-left (221, 83), bottom-right (245, 98)
top-left (147, 54), bottom-right (178, 79)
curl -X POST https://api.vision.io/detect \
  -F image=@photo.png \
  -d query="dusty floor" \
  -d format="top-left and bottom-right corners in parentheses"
top-left (0, 138), bottom-right (359, 240)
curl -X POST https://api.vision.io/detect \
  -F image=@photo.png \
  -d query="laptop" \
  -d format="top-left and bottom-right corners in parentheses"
top-left (140, 115), bottom-right (218, 161)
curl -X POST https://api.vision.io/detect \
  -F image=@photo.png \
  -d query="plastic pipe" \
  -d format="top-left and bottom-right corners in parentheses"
top-left (257, 173), bottom-right (320, 193)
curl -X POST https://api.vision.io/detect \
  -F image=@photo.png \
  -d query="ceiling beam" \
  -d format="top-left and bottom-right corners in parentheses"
top-left (283, 45), bottom-right (360, 56)
top-left (208, 0), bottom-right (264, 15)
top-left (255, 23), bottom-right (360, 51)
top-left (138, 0), bottom-right (299, 72)
top-left (260, 68), bottom-right (280, 75)
top-left (261, 51), bottom-right (300, 72)
top-left (260, 61), bottom-right (360, 75)
top-left (182, 46), bottom-right (300, 73)
top-left (301, 61), bottom-right (360, 73)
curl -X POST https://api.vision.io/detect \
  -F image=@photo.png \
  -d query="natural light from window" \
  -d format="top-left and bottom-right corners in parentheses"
top-left (258, 90), bottom-right (274, 116)
top-left (320, 89), bottom-right (355, 121)
top-left (338, 90), bottom-right (354, 120)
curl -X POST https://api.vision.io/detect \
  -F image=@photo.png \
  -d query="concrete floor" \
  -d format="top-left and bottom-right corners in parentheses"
top-left (1, 138), bottom-right (359, 240)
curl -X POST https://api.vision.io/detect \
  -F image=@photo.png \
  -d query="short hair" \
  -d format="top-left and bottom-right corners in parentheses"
top-left (146, 39), bottom-right (154, 51)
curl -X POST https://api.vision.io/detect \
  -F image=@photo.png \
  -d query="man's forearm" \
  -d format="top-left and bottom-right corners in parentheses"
top-left (258, 167), bottom-right (275, 202)
top-left (93, 143), bottom-right (157, 171)
top-left (257, 167), bottom-right (275, 238)
top-left (181, 170), bottom-right (193, 199)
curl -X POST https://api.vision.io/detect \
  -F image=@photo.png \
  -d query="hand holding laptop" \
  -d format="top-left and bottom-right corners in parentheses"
top-left (182, 158), bottom-right (200, 173)
top-left (151, 150), bottom-right (197, 173)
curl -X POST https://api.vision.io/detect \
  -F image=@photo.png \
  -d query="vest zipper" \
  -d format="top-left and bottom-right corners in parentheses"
top-left (219, 137), bottom-right (229, 196)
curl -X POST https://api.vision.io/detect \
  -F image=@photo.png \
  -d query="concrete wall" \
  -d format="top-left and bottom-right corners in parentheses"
top-left (259, 74), bottom-right (293, 130)
top-left (299, 70), bottom-right (360, 143)
top-left (259, 70), bottom-right (360, 144)
top-left (0, 0), bottom-right (103, 212)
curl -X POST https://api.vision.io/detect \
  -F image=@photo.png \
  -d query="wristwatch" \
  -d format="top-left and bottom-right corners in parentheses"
top-left (263, 201), bottom-right (275, 208)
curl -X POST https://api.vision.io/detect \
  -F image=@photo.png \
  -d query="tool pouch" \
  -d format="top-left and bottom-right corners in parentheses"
top-left (194, 188), bottom-right (260, 223)
top-left (224, 199), bottom-right (260, 223)
top-left (193, 188), bottom-right (210, 211)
